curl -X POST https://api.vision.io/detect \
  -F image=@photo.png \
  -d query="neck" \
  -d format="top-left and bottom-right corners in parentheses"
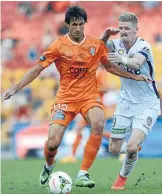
top-left (68, 33), bottom-right (84, 43)
top-left (123, 36), bottom-right (138, 49)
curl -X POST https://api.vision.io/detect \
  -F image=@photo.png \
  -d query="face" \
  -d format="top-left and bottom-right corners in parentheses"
top-left (68, 17), bottom-right (85, 41)
top-left (118, 21), bottom-right (138, 44)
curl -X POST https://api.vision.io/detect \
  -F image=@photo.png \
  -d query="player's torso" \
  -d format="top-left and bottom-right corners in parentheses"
top-left (55, 34), bottom-right (102, 102)
top-left (108, 38), bottom-right (160, 103)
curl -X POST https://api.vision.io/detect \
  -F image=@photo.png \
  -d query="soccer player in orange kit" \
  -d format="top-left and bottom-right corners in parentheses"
top-left (60, 68), bottom-right (111, 164)
top-left (2, 6), bottom-right (151, 188)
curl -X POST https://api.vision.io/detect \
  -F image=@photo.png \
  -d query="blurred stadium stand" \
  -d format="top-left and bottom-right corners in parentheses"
top-left (1, 1), bottom-right (162, 159)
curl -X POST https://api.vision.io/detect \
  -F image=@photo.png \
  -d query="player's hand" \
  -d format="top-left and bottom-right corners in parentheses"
top-left (104, 28), bottom-right (119, 36)
top-left (108, 53), bottom-right (122, 64)
top-left (133, 74), bottom-right (152, 83)
top-left (2, 87), bottom-right (17, 101)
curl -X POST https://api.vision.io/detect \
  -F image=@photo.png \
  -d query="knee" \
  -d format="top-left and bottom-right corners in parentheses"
top-left (127, 143), bottom-right (138, 154)
top-left (110, 146), bottom-right (121, 155)
top-left (91, 120), bottom-right (104, 135)
top-left (47, 137), bottom-right (61, 152)
top-left (127, 143), bottom-right (138, 162)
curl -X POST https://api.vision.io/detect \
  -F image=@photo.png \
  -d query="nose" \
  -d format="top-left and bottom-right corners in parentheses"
top-left (76, 25), bottom-right (81, 32)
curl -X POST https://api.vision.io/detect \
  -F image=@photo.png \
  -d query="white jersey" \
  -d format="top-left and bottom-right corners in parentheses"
top-left (107, 37), bottom-right (160, 103)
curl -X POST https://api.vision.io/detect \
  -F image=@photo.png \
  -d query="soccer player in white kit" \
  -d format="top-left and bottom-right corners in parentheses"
top-left (101, 12), bottom-right (161, 190)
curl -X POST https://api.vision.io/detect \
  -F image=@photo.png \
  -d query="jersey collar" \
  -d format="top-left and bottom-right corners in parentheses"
top-left (121, 37), bottom-right (139, 53)
top-left (67, 33), bottom-right (86, 46)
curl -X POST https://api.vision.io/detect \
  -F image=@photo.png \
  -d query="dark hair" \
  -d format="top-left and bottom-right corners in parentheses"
top-left (65, 6), bottom-right (87, 24)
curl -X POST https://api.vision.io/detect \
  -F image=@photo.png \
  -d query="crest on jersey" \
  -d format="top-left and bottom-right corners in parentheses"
top-left (118, 49), bottom-right (124, 55)
top-left (147, 116), bottom-right (152, 126)
top-left (89, 47), bottom-right (96, 56)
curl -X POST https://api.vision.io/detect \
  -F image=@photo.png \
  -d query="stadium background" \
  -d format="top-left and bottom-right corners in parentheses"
top-left (1, 1), bottom-right (162, 160)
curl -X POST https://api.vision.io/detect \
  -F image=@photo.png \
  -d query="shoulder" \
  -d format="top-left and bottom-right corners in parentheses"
top-left (48, 36), bottom-right (68, 50)
top-left (109, 38), bottom-right (120, 43)
top-left (58, 35), bottom-right (68, 42)
top-left (137, 38), bottom-right (153, 60)
top-left (106, 38), bottom-right (120, 51)
top-left (52, 35), bottom-right (68, 45)
top-left (107, 38), bottom-right (120, 47)
top-left (86, 35), bottom-right (108, 51)
top-left (137, 37), bottom-right (151, 49)
top-left (86, 34), bottom-right (101, 44)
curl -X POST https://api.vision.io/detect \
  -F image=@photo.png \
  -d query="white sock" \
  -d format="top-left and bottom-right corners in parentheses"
top-left (120, 152), bottom-right (138, 178)
top-left (120, 141), bottom-right (127, 153)
top-left (77, 170), bottom-right (88, 177)
top-left (46, 163), bottom-right (54, 171)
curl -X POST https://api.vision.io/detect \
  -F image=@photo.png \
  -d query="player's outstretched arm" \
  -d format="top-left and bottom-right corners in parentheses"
top-left (2, 64), bottom-right (44, 101)
top-left (108, 52), bottom-right (146, 70)
top-left (104, 64), bottom-right (152, 83)
top-left (100, 28), bottom-right (119, 44)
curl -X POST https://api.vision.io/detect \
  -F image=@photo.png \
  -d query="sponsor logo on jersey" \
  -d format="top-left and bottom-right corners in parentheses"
top-left (111, 128), bottom-right (126, 134)
top-left (118, 49), bottom-right (124, 55)
top-left (89, 47), bottom-right (96, 56)
top-left (70, 67), bottom-right (89, 79)
top-left (70, 67), bottom-right (89, 73)
top-left (40, 55), bottom-right (46, 61)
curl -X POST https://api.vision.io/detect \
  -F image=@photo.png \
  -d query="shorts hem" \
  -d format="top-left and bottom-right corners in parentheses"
top-left (81, 104), bottom-right (103, 118)
top-left (110, 134), bottom-right (126, 139)
top-left (49, 121), bottom-right (67, 127)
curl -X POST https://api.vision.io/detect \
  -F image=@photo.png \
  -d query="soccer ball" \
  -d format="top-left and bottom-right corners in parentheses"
top-left (48, 171), bottom-right (73, 194)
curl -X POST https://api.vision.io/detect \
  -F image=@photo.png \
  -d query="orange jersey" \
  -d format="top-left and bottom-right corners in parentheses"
top-left (38, 33), bottom-right (109, 103)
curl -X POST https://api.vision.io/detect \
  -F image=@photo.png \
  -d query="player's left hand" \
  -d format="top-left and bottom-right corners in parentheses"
top-left (108, 53), bottom-right (122, 63)
top-left (104, 28), bottom-right (120, 36)
top-left (133, 74), bottom-right (152, 83)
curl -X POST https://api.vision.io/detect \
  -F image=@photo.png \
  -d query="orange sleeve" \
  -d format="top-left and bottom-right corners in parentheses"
top-left (99, 41), bottom-right (109, 65)
top-left (37, 39), bottom-right (60, 68)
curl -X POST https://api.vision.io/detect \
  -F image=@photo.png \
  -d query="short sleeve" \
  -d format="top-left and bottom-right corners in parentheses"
top-left (99, 41), bottom-right (109, 65)
top-left (138, 41), bottom-right (152, 61)
top-left (106, 40), bottom-right (116, 52)
top-left (37, 39), bottom-right (59, 68)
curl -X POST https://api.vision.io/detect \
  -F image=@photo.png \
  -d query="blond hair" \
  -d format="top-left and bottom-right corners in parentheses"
top-left (118, 12), bottom-right (138, 25)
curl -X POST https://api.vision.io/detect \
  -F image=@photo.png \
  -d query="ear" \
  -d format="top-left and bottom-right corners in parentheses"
top-left (65, 22), bottom-right (69, 28)
top-left (134, 26), bottom-right (138, 34)
top-left (136, 26), bottom-right (139, 32)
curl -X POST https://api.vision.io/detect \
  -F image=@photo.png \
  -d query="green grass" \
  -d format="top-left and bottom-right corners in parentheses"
top-left (1, 158), bottom-right (162, 194)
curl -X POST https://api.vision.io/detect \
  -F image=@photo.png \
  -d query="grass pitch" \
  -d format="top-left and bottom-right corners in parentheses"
top-left (1, 158), bottom-right (162, 194)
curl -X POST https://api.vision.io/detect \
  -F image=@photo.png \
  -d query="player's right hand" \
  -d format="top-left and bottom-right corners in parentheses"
top-left (133, 74), bottom-right (152, 83)
top-left (104, 28), bottom-right (119, 36)
top-left (2, 87), bottom-right (17, 101)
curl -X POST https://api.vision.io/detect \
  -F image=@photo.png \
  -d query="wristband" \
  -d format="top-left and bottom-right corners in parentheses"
top-left (121, 56), bottom-right (128, 66)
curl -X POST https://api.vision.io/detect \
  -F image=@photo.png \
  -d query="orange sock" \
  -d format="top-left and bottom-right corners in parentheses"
top-left (72, 133), bottom-right (82, 156)
top-left (44, 141), bottom-right (57, 166)
top-left (103, 131), bottom-right (110, 139)
top-left (80, 133), bottom-right (102, 171)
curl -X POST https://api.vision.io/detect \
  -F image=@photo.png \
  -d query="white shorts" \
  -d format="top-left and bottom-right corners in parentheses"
top-left (111, 98), bottom-right (161, 138)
